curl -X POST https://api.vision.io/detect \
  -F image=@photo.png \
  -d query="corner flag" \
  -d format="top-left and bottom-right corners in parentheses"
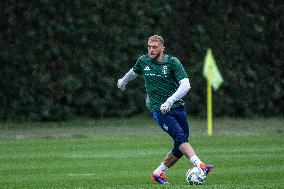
top-left (203, 49), bottom-right (223, 90)
top-left (203, 49), bottom-right (223, 136)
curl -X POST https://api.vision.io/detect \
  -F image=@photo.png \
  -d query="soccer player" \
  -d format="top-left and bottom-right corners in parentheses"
top-left (117, 35), bottom-right (213, 184)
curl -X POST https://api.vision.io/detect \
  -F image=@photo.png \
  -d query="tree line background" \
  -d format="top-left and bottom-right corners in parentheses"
top-left (0, 0), bottom-right (283, 121)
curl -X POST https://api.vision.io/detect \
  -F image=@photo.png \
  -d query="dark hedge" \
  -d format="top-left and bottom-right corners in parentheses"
top-left (0, 0), bottom-right (283, 120)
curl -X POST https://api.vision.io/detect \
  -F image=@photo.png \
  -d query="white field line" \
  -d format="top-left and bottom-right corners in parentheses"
top-left (67, 173), bottom-right (96, 176)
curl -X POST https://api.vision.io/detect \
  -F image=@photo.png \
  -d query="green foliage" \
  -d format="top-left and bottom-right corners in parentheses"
top-left (0, 0), bottom-right (283, 120)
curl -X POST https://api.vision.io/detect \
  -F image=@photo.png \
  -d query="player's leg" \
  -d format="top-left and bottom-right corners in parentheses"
top-left (172, 106), bottom-right (197, 161)
top-left (174, 106), bottom-right (213, 175)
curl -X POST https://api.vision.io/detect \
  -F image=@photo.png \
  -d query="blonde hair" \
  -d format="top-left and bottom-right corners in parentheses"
top-left (148, 35), bottom-right (164, 45)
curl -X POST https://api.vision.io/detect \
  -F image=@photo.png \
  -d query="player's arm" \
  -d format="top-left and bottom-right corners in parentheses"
top-left (160, 78), bottom-right (191, 114)
top-left (167, 78), bottom-right (191, 105)
top-left (117, 68), bottom-right (139, 91)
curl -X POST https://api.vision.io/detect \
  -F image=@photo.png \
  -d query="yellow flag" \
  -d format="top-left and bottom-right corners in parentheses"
top-left (203, 49), bottom-right (223, 90)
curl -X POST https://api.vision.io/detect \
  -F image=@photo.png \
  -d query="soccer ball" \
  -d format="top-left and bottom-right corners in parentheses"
top-left (186, 167), bottom-right (206, 185)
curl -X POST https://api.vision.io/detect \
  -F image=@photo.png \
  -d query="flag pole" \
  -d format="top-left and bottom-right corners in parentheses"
top-left (203, 48), bottom-right (223, 137)
top-left (207, 72), bottom-right (213, 136)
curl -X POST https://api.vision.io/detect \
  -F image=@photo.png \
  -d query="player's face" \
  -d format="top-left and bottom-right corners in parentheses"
top-left (148, 40), bottom-right (165, 61)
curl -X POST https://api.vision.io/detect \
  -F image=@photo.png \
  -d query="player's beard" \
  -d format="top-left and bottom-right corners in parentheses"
top-left (149, 51), bottom-right (161, 61)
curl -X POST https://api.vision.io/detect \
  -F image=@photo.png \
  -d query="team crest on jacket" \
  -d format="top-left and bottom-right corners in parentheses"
top-left (162, 66), bottom-right (168, 75)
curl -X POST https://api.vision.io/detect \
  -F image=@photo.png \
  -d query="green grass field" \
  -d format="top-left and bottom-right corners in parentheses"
top-left (0, 116), bottom-right (283, 189)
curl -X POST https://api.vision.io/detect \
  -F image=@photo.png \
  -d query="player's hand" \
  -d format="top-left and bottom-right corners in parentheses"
top-left (160, 101), bottom-right (172, 114)
top-left (117, 79), bottom-right (126, 91)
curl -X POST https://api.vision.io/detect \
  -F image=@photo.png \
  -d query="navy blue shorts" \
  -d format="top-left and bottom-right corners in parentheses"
top-left (152, 106), bottom-right (189, 158)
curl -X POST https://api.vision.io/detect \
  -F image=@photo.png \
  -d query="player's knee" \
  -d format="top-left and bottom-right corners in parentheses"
top-left (171, 133), bottom-right (188, 158)
top-left (172, 147), bottom-right (183, 158)
top-left (175, 133), bottom-right (188, 147)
